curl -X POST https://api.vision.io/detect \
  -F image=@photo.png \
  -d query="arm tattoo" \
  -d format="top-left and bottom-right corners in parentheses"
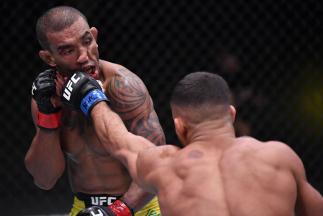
top-left (106, 68), bottom-right (165, 146)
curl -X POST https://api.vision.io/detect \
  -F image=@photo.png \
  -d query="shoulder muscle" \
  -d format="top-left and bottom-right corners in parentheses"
top-left (263, 141), bottom-right (305, 178)
top-left (105, 67), bottom-right (165, 145)
top-left (105, 67), bottom-right (151, 119)
top-left (136, 145), bottom-right (180, 192)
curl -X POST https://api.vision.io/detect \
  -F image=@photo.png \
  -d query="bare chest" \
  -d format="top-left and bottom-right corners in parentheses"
top-left (59, 110), bottom-right (109, 159)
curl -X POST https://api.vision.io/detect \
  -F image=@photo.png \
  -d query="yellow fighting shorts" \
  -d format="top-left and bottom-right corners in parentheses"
top-left (69, 193), bottom-right (161, 216)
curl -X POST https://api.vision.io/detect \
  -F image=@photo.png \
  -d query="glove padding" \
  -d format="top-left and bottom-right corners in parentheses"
top-left (77, 206), bottom-right (109, 216)
top-left (76, 200), bottom-right (133, 216)
top-left (32, 69), bottom-right (62, 129)
top-left (61, 72), bottom-right (108, 116)
top-left (31, 69), bottom-right (59, 114)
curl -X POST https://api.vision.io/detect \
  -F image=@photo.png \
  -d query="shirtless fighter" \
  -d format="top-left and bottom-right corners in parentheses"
top-left (25, 6), bottom-right (164, 216)
top-left (63, 71), bottom-right (323, 216)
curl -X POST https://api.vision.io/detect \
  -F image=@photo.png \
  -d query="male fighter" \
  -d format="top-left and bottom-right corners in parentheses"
top-left (25, 6), bottom-right (164, 216)
top-left (63, 71), bottom-right (323, 216)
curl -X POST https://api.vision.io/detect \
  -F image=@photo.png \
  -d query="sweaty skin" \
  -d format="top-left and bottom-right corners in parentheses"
top-left (89, 102), bottom-right (323, 216)
top-left (25, 15), bottom-right (165, 211)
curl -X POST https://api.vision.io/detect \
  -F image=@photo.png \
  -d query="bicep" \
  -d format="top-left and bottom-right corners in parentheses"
top-left (295, 181), bottom-right (323, 215)
top-left (292, 155), bottom-right (323, 214)
top-left (276, 143), bottom-right (323, 214)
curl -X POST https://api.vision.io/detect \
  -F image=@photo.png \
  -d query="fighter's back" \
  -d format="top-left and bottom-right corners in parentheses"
top-left (143, 137), bottom-right (298, 216)
top-left (220, 137), bottom-right (297, 216)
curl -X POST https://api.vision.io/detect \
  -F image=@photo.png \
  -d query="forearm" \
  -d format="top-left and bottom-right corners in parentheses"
top-left (91, 102), bottom-right (151, 158)
top-left (91, 102), bottom-right (131, 154)
top-left (25, 129), bottom-right (65, 189)
top-left (121, 182), bottom-right (155, 212)
top-left (91, 102), bottom-right (153, 178)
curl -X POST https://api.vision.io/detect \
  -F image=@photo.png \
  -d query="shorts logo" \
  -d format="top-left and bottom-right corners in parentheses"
top-left (91, 196), bottom-right (117, 206)
top-left (63, 73), bottom-right (81, 101)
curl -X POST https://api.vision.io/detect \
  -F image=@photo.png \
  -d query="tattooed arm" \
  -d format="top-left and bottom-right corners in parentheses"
top-left (96, 68), bottom-right (165, 210)
top-left (106, 68), bottom-right (165, 146)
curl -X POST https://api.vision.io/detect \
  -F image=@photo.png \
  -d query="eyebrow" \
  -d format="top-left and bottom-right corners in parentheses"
top-left (56, 31), bottom-right (92, 51)
top-left (57, 44), bottom-right (73, 51)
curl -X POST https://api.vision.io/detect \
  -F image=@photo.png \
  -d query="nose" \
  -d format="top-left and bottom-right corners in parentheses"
top-left (77, 47), bottom-right (89, 64)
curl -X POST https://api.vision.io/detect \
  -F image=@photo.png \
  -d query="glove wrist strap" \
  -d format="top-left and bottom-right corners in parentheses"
top-left (37, 111), bottom-right (62, 129)
top-left (80, 89), bottom-right (108, 116)
top-left (107, 200), bottom-right (133, 216)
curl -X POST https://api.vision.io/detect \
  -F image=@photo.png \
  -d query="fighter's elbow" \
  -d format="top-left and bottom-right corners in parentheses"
top-left (32, 169), bottom-right (64, 190)
top-left (24, 157), bottom-right (64, 190)
top-left (33, 178), bottom-right (58, 190)
top-left (24, 154), bottom-right (36, 176)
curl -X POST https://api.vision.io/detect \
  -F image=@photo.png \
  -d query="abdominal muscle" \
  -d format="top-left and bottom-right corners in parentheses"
top-left (60, 110), bottom-right (131, 195)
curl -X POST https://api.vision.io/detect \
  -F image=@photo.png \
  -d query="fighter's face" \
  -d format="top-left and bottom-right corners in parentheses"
top-left (45, 17), bottom-right (100, 79)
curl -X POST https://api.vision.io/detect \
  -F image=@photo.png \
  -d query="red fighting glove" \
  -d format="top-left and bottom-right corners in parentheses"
top-left (106, 200), bottom-right (134, 216)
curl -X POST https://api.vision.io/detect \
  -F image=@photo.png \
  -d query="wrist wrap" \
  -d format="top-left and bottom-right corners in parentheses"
top-left (80, 89), bottom-right (108, 116)
top-left (37, 110), bottom-right (62, 129)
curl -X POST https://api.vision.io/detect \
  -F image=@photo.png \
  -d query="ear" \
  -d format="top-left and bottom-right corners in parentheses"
top-left (90, 27), bottom-right (98, 41)
top-left (39, 50), bottom-right (56, 67)
top-left (229, 105), bottom-right (236, 123)
top-left (174, 117), bottom-right (188, 145)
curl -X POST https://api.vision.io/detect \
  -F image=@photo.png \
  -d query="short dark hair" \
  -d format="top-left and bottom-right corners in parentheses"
top-left (171, 72), bottom-right (232, 122)
top-left (36, 6), bottom-right (88, 50)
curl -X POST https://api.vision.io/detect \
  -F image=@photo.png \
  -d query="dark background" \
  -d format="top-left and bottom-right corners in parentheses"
top-left (1, 0), bottom-right (322, 215)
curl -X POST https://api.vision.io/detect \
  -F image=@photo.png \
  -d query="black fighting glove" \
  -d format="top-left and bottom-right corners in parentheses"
top-left (31, 69), bottom-right (61, 129)
top-left (77, 200), bottom-right (134, 216)
top-left (61, 72), bottom-right (108, 116)
top-left (77, 206), bottom-right (109, 216)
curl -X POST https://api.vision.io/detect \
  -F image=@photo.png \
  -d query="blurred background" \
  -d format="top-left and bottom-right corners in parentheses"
top-left (1, 0), bottom-right (322, 215)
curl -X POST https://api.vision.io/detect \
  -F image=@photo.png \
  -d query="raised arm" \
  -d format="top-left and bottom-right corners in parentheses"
top-left (25, 70), bottom-right (65, 190)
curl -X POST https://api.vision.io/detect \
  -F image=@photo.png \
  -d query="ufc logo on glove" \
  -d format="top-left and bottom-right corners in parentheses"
top-left (63, 73), bottom-right (81, 101)
top-left (61, 72), bottom-right (108, 116)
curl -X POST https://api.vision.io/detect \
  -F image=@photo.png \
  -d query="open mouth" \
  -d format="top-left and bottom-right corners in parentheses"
top-left (83, 65), bottom-right (96, 75)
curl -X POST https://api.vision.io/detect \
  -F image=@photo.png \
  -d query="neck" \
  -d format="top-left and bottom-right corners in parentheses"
top-left (186, 119), bottom-right (236, 149)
